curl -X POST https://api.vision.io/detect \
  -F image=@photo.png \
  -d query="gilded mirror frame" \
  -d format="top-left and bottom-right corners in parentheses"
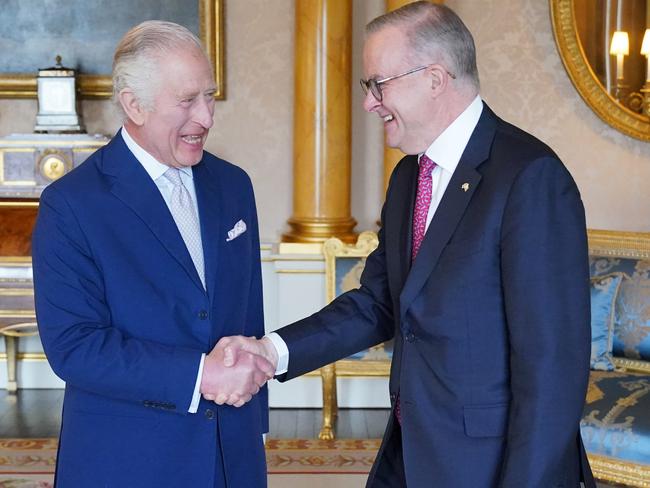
top-left (0, 0), bottom-right (225, 100)
top-left (550, 0), bottom-right (650, 141)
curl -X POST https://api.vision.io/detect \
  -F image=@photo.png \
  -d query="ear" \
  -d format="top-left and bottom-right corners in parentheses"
top-left (428, 65), bottom-right (451, 98)
top-left (118, 89), bottom-right (146, 126)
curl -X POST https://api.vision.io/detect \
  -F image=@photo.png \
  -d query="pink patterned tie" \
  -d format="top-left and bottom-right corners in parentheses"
top-left (411, 154), bottom-right (436, 262)
top-left (396, 154), bottom-right (436, 425)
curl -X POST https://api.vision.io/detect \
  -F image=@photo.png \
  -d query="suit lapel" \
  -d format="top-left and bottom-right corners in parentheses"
top-left (399, 104), bottom-right (498, 321)
top-left (101, 131), bottom-right (205, 293)
top-left (192, 160), bottom-right (222, 302)
top-left (385, 155), bottom-right (419, 298)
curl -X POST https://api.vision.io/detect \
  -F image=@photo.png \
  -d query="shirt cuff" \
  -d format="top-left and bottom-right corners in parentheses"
top-left (265, 332), bottom-right (289, 375)
top-left (189, 353), bottom-right (206, 413)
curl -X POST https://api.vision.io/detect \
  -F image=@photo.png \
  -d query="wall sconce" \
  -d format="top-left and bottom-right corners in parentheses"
top-left (610, 31), bottom-right (629, 102)
top-left (640, 29), bottom-right (650, 117)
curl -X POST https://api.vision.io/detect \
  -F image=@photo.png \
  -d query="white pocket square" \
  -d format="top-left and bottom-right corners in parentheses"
top-left (226, 219), bottom-right (247, 242)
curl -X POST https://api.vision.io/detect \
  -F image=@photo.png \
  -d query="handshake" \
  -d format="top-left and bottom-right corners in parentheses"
top-left (199, 336), bottom-right (278, 408)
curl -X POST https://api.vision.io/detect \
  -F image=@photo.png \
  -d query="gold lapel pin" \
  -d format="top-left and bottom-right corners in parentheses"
top-left (461, 183), bottom-right (470, 192)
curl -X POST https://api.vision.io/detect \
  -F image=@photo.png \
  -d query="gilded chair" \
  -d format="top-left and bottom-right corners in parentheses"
top-left (0, 258), bottom-right (38, 392)
top-left (318, 231), bottom-right (391, 440)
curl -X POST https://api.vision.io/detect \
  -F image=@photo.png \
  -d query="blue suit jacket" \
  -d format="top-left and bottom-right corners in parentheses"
top-left (32, 132), bottom-right (268, 488)
top-left (276, 105), bottom-right (595, 487)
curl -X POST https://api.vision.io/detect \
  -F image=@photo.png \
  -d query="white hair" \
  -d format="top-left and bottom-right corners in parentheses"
top-left (112, 20), bottom-right (208, 117)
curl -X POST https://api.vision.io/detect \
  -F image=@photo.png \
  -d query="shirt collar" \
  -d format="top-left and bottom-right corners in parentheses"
top-left (420, 95), bottom-right (483, 173)
top-left (120, 126), bottom-right (193, 181)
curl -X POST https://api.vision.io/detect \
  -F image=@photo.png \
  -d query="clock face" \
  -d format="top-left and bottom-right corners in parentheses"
top-left (39, 79), bottom-right (75, 114)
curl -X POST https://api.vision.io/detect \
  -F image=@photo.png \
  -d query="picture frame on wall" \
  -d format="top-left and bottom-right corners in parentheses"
top-left (0, 0), bottom-right (225, 100)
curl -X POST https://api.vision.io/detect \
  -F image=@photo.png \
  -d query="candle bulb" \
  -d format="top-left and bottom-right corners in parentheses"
top-left (610, 31), bottom-right (629, 80)
top-left (641, 29), bottom-right (650, 82)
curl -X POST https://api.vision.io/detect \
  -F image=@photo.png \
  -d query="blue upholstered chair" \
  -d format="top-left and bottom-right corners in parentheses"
top-left (318, 231), bottom-right (387, 440)
top-left (583, 230), bottom-right (650, 487)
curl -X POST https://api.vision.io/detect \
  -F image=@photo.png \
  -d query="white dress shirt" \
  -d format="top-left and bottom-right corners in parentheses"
top-left (121, 127), bottom-right (205, 413)
top-left (267, 96), bottom-right (484, 375)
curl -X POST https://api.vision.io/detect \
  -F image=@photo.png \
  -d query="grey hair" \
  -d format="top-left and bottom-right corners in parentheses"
top-left (112, 20), bottom-right (207, 117)
top-left (367, 1), bottom-right (479, 90)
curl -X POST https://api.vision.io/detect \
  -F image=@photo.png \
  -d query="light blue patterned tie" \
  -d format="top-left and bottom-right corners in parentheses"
top-left (163, 168), bottom-right (205, 288)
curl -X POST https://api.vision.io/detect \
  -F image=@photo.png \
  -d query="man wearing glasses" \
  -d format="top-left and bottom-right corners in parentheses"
top-left (219, 2), bottom-right (595, 487)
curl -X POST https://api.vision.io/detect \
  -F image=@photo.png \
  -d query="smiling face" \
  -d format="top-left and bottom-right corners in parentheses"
top-left (126, 44), bottom-right (217, 168)
top-left (362, 26), bottom-right (438, 155)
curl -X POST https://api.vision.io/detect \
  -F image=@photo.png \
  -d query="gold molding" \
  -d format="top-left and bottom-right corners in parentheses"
top-left (0, 0), bottom-right (225, 100)
top-left (0, 352), bottom-right (46, 361)
top-left (0, 311), bottom-right (35, 319)
top-left (0, 257), bottom-right (33, 265)
top-left (587, 229), bottom-right (650, 259)
top-left (275, 269), bottom-right (325, 275)
top-left (334, 360), bottom-right (391, 376)
top-left (549, 0), bottom-right (650, 141)
top-left (0, 202), bottom-right (38, 208)
top-left (588, 453), bottom-right (650, 487)
top-left (0, 288), bottom-right (33, 297)
top-left (613, 357), bottom-right (650, 374)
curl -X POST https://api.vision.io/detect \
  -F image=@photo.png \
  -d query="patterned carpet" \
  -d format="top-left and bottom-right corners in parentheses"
top-left (0, 438), bottom-right (380, 487)
top-left (266, 439), bottom-right (380, 474)
top-left (0, 439), bottom-right (55, 487)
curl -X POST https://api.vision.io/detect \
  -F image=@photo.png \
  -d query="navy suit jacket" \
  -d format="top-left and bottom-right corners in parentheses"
top-left (32, 132), bottom-right (268, 487)
top-left (276, 105), bottom-right (595, 487)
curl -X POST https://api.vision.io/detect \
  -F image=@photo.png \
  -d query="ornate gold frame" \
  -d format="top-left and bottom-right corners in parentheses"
top-left (549, 0), bottom-right (650, 141)
top-left (319, 231), bottom-right (387, 440)
top-left (0, 0), bottom-right (225, 100)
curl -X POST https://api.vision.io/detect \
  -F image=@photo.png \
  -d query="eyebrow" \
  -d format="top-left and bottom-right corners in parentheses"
top-left (177, 87), bottom-right (217, 98)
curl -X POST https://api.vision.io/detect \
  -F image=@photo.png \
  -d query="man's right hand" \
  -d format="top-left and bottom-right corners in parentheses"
top-left (216, 336), bottom-right (279, 371)
top-left (200, 343), bottom-right (274, 408)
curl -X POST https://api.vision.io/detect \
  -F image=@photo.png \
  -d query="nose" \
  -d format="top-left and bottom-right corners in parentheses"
top-left (362, 89), bottom-right (381, 113)
top-left (193, 96), bottom-right (215, 129)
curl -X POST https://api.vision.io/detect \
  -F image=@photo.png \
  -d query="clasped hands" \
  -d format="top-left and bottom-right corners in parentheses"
top-left (199, 336), bottom-right (278, 408)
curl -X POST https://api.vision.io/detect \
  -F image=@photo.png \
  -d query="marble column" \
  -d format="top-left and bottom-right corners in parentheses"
top-left (283, 0), bottom-right (357, 244)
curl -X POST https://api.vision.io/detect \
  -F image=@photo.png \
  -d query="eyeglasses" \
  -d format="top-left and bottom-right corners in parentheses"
top-left (360, 65), bottom-right (456, 102)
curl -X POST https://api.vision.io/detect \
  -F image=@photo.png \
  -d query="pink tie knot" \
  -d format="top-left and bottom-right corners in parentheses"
top-left (419, 154), bottom-right (436, 174)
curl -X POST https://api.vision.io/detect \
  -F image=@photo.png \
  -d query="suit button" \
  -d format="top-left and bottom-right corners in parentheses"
top-left (205, 409), bottom-right (214, 419)
top-left (390, 393), bottom-right (396, 401)
top-left (198, 310), bottom-right (208, 320)
top-left (406, 333), bottom-right (416, 342)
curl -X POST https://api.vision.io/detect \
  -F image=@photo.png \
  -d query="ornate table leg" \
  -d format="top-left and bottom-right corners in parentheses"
top-left (3, 335), bottom-right (17, 393)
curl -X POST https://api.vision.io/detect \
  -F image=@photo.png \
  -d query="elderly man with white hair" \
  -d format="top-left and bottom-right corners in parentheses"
top-left (33, 20), bottom-right (272, 487)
